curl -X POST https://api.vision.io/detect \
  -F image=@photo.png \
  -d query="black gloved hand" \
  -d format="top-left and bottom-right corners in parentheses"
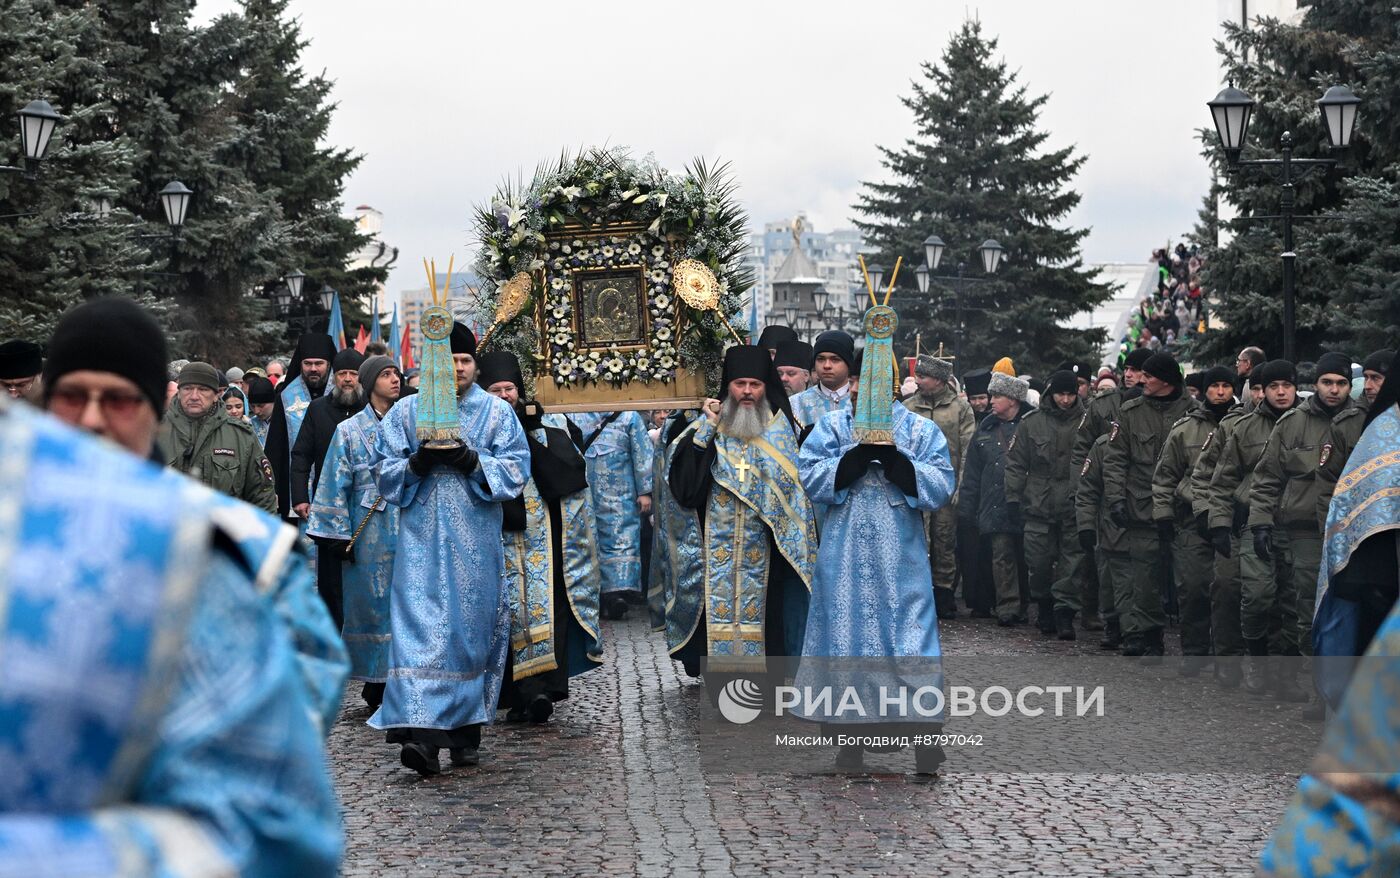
top-left (1078, 529), bottom-right (1097, 552)
top-left (1252, 525), bottom-right (1274, 563)
top-left (876, 446), bottom-right (918, 498)
top-left (501, 495), bottom-right (527, 532)
top-left (444, 446), bottom-right (479, 475)
top-left (1195, 511), bottom-right (1211, 541)
top-left (1209, 526), bottom-right (1233, 558)
top-left (408, 450), bottom-right (433, 477)
top-left (1109, 500), bottom-right (1129, 528)
top-left (1156, 519), bottom-right (1175, 544)
top-left (835, 444), bottom-right (879, 491)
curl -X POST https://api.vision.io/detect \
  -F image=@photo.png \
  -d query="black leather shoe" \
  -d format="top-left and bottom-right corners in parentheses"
top-left (528, 694), bottom-right (554, 724)
top-left (400, 743), bottom-right (441, 777)
top-left (835, 745), bottom-right (864, 771)
top-left (1054, 608), bottom-right (1077, 641)
top-left (914, 744), bottom-right (945, 776)
top-left (449, 748), bottom-right (480, 767)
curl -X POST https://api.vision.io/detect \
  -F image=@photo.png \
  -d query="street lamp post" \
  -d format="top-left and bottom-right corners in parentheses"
top-left (1, 100), bottom-right (62, 177)
top-left (913, 235), bottom-right (1003, 364)
top-left (1207, 83), bottom-right (1360, 363)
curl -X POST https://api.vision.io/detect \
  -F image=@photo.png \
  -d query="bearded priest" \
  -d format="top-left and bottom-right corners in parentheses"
top-left (666, 346), bottom-right (818, 675)
top-left (795, 301), bottom-right (957, 775)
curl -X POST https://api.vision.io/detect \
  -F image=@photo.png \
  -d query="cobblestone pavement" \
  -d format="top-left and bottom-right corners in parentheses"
top-left (329, 613), bottom-right (1304, 877)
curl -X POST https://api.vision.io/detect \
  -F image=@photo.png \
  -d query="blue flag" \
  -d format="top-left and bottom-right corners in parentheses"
top-left (370, 294), bottom-right (381, 345)
top-left (327, 291), bottom-right (346, 351)
top-left (387, 302), bottom-right (401, 365)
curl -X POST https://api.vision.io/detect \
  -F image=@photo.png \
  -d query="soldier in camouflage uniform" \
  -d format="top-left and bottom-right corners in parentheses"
top-left (1152, 365), bottom-right (1237, 674)
top-left (1206, 360), bottom-right (1301, 697)
top-left (1075, 432), bottom-right (1129, 649)
top-left (1102, 352), bottom-right (1198, 659)
top-left (1316, 350), bottom-right (1392, 526)
top-left (1247, 354), bottom-right (1355, 708)
top-left (903, 354), bottom-right (976, 618)
top-left (1005, 370), bottom-right (1085, 638)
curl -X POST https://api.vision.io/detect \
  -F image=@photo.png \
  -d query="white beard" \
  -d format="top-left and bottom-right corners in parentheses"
top-left (719, 396), bottom-right (771, 440)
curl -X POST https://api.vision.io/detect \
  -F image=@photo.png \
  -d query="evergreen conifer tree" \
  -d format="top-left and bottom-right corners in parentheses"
top-left (853, 20), bottom-right (1111, 374)
top-left (1187, 5), bottom-right (1398, 362)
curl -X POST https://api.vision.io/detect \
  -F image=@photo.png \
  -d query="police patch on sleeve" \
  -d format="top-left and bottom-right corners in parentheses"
top-left (260, 456), bottom-right (274, 483)
top-left (1319, 444), bottom-right (1332, 468)
top-left (1108, 422), bottom-right (1120, 442)
top-left (1201, 430), bottom-right (1215, 452)
top-left (1080, 457), bottom-right (1092, 477)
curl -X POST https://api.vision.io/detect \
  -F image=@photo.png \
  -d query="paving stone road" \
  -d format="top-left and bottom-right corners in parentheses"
top-left (329, 614), bottom-right (1306, 877)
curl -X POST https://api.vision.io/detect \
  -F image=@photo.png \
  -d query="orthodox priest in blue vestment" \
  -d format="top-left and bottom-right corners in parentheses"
top-left (264, 333), bottom-right (336, 521)
top-left (0, 399), bottom-right (346, 876)
top-left (570, 409), bottom-right (654, 619)
top-left (667, 346), bottom-right (817, 676)
top-left (1312, 383), bottom-right (1400, 708)
top-left (307, 355), bottom-right (404, 712)
top-left (369, 325), bottom-right (530, 776)
top-left (477, 352), bottom-right (604, 724)
top-left (795, 299), bottom-right (957, 775)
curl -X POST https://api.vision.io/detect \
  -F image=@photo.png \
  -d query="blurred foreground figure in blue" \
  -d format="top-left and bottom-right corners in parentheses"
top-left (0, 396), bottom-right (347, 876)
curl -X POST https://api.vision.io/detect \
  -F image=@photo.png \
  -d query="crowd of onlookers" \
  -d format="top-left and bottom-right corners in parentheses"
top-left (1117, 243), bottom-right (1206, 367)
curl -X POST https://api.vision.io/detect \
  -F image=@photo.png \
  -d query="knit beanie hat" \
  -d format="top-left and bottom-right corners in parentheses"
top-left (43, 297), bottom-right (169, 417)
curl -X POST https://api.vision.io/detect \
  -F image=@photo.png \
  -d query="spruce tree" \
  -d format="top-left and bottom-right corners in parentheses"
top-left (0, 0), bottom-right (160, 342)
top-left (1186, 4), bottom-right (1399, 364)
top-left (853, 20), bottom-right (1111, 375)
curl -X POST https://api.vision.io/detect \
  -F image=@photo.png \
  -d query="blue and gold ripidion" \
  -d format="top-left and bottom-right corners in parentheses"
top-left (853, 259), bottom-right (902, 445)
top-left (417, 259), bottom-right (464, 448)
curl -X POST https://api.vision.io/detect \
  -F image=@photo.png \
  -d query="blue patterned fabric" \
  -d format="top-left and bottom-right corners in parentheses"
top-left (204, 493), bottom-right (348, 738)
top-left (280, 376), bottom-right (317, 517)
top-left (307, 406), bottom-right (399, 684)
top-left (250, 413), bottom-right (271, 448)
top-left (793, 403), bottom-right (955, 722)
top-left (1259, 598), bottom-right (1400, 876)
top-left (502, 462), bottom-right (602, 679)
top-left (0, 401), bottom-right (344, 877)
top-left (571, 411), bottom-right (654, 595)
top-left (1313, 405), bottom-right (1400, 706)
top-left (654, 424), bottom-right (706, 653)
top-left (790, 385), bottom-right (852, 430)
top-left (368, 386), bottom-right (529, 732)
top-left (686, 414), bottom-right (817, 658)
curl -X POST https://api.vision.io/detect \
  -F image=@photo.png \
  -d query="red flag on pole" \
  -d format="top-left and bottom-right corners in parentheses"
top-left (353, 324), bottom-right (369, 353)
top-left (399, 320), bottom-right (416, 370)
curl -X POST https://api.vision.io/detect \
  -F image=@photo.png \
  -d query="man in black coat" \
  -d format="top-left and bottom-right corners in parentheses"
top-left (293, 347), bottom-right (365, 629)
top-left (264, 333), bottom-right (337, 519)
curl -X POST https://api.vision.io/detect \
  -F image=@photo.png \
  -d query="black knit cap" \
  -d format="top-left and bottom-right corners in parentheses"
top-left (811, 330), bottom-right (855, 372)
top-left (476, 351), bottom-right (525, 391)
top-left (450, 323), bottom-right (477, 356)
top-left (1184, 372), bottom-right (1204, 392)
top-left (757, 325), bottom-right (798, 351)
top-left (246, 375), bottom-right (276, 404)
top-left (1362, 350), bottom-right (1395, 375)
top-left (963, 369), bottom-right (992, 397)
top-left (0, 340), bottom-right (42, 379)
top-left (1046, 370), bottom-right (1078, 396)
top-left (43, 297), bottom-right (169, 417)
top-left (1255, 359), bottom-right (1297, 387)
top-left (1202, 365), bottom-right (1235, 389)
top-left (332, 348), bottom-right (365, 373)
top-left (773, 339), bottom-right (813, 371)
top-left (1123, 348), bottom-right (1153, 371)
top-left (1143, 352), bottom-right (1183, 386)
top-left (1314, 351), bottom-right (1353, 381)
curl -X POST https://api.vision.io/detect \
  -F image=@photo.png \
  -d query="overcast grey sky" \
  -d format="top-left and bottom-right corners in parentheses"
top-left (196, 1), bottom-right (1223, 297)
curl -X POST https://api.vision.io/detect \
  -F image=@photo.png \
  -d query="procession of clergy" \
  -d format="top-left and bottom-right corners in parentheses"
top-left (6, 285), bottom-right (1400, 875)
